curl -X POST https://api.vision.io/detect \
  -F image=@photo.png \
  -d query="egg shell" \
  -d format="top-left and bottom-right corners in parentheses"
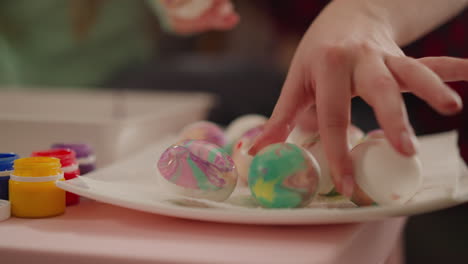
top-left (350, 138), bottom-right (422, 206)
top-left (306, 141), bottom-right (335, 195)
top-left (231, 125), bottom-right (265, 185)
top-left (287, 125), bottom-right (363, 195)
top-left (157, 139), bottom-right (237, 201)
top-left (248, 143), bottom-right (321, 208)
top-left (286, 128), bottom-right (334, 195)
top-left (225, 114), bottom-right (267, 143)
top-left (179, 121), bottom-right (227, 147)
top-left (223, 141), bottom-right (234, 156)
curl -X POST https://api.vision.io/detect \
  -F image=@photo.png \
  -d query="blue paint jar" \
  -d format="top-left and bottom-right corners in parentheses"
top-left (0, 153), bottom-right (19, 200)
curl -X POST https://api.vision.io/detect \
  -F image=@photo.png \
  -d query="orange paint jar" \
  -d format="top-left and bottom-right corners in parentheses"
top-left (9, 157), bottom-right (65, 218)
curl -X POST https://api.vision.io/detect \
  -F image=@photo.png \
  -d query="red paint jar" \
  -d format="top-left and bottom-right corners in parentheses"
top-left (31, 149), bottom-right (80, 206)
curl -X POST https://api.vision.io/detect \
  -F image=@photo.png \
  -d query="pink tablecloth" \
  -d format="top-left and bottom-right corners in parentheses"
top-left (0, 200), bottom-right (405, 264)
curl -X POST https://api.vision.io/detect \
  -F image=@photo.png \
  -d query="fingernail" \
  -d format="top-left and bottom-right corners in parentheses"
top-left (341, 174), bottom-right (354, 198)
top-left (454, 94), bottom-right (463, 108)
top-left (447, 94), bottom-right (463, 114)
top-left (248, 145), bottom-right (257, 156)
top-left (400, 131), bottom-right (418, 156)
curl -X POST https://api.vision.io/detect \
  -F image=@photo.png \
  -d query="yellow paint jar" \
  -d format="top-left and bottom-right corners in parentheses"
top-left (9, 157), bottom-right (65, 218)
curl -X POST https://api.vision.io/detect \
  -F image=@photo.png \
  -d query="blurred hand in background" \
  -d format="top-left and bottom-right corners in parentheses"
top-left (156, 0), bottom-right (239, 34)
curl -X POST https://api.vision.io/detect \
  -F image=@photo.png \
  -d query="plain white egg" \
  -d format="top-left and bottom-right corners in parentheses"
top-left (351, 139), bottom-right (422, 206)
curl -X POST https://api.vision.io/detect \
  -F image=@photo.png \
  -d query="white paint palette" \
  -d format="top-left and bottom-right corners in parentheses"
top-left (57, 131), bottom-right (468, 225)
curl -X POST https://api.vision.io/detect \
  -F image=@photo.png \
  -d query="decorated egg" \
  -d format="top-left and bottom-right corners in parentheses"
top-left (286, 128), bottom-right (334, 195)
top-left (249, 143), bottom-right (320, 208)
top-left (287, 125), bottom-right (362, 195)
top-left (231, 125), bottom-right (264, 185)
top-left (179, 121), bottom-right (227, 147)
top-left (225, 114), bottom-right (267, 144)
top-left (223, 141), bottom-right (235, 156)
top-left (350, 138), bottom-right (422, 206)
top-left (157, 139), bottom-right (238, 201)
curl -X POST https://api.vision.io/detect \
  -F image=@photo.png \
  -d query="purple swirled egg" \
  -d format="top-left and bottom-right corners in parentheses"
top-left (157, 139), bottom-right (238, 201)
top-left (179, 121), bottom-right (227, 147)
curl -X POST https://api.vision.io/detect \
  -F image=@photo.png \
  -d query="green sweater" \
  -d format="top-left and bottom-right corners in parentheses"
top-left (0, 0), bottom-right (155, 88)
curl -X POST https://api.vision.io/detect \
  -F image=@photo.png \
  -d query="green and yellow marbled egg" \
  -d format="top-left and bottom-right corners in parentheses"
top-left (248, 143), bottom-right (320, 208)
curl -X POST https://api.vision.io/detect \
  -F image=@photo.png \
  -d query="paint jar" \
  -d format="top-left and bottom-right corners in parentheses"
top-left (0, 200), bottom-right (10, 221)
top-left (32, 149), bottom-right (81, 206)
top-left (0, 153), bottom-right (19, 200)
top-left (51, 143), bottom-right (96, 175)
top-left (9, 157), bottom-right (65, 218)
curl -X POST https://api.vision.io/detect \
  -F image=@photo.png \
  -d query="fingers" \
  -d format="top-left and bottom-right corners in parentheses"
top-left (386, 56), bottom-right (463, 115)
top-left (316, 48), bottom-right (354, 197)
top-left (418, 57), bottom-right (468, 82)
top-left (295, 106), bottom-right (319, 133)
top-left (355, 55), bottom-right (417, 156)
top-left (249, 64), bottom-right (312, 155)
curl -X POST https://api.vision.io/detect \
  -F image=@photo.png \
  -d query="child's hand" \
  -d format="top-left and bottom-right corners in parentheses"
top-left (157, 0), bottom-right (239, 34)
top-left (249, 2), bottom-right (467, 197)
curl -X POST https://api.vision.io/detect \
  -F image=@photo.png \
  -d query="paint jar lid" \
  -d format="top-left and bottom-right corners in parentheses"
top-left (0, 200), bottom-right (10, 221)
top-left (31, 149), bottom-right (77, 167)
top-left (0, 153), bottom-right (19, 172)
top-left (51, 143), bottom-right (94, 159)
top-left (14, 157), bottom-right (62, 177)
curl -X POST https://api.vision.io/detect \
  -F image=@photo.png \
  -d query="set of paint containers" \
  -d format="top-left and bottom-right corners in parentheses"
top-left (0, 144), bottom-right (95, 221)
